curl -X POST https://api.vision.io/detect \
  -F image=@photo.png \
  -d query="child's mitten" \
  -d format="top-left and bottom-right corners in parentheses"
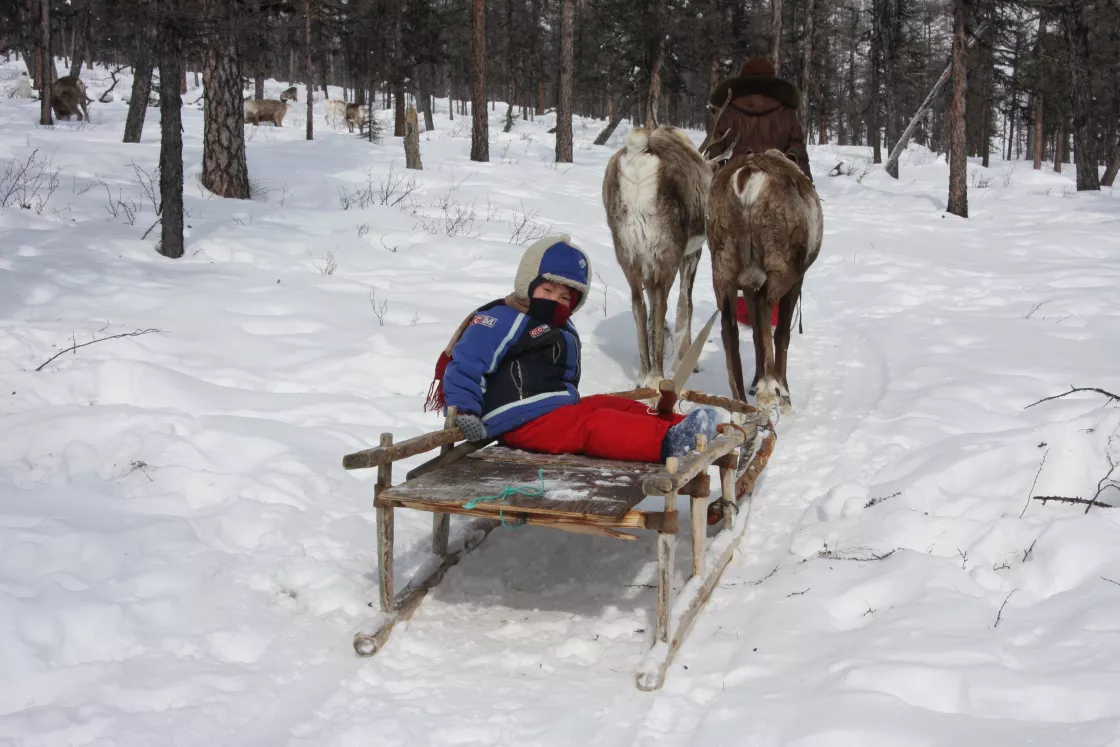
top-left (456, 413), bottom-right (488, 442)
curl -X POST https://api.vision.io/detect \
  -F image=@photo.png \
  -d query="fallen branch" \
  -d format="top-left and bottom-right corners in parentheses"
top-left (97, 64), bottom-right (129, 103)
top-left (818, 545), bottom-right (896, 562)
top-left (141, 217), bottom-right (160, 240)
top-left (1032, 495), bottom-right (1113, 509)
top-left (993, 589), bottom-right (1016, 628)
top-left (1025, 386), bottom-right (1120, 409)
top-left (35, 328), bottom-right (162, 371)
top-left (1102, 577), bottom-right (1120, 587)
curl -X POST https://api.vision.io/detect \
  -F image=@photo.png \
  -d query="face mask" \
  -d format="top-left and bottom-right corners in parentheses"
top-left (528, 297), bottom-right (571, 327)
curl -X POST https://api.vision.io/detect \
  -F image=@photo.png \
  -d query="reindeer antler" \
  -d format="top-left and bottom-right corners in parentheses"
top-left (699, 89), bottom-right (735, 158)
top-left (706, 133), bottom-right (740, 166)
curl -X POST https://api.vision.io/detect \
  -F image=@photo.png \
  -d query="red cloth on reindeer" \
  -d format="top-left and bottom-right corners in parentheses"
top-left (736, 296), bottom-right (780, 327)
top-left (500, 395), bottom-right (685, 463)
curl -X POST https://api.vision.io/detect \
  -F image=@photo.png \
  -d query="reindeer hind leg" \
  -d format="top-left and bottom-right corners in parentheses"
top-left (648, 282), bottom-right (670, 386)
top-left (625, 267), bottom-right (653, 385)
top-left (773, 278), bottom-right (801, 413)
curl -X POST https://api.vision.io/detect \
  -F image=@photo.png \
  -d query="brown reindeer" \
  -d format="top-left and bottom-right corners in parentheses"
top-left (602, 126), bottom-right (712, 386)
top-left (51, 76), bottom-right (91, 121)
top-left (701, 95), bottom-right (822, 413)
top-left (244, 99), bottom-right (289, 127)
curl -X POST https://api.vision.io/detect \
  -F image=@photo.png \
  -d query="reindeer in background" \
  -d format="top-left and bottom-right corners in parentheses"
top-left (602, 126), bottom-right (713, 386)
top-left (701, 92), bottom-right (823, 414)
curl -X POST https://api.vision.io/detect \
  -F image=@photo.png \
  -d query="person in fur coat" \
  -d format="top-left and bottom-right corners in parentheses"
top-left (708, 56), bottom-right (813, 182)
top-left (424, 236), bottom-right (718, 463)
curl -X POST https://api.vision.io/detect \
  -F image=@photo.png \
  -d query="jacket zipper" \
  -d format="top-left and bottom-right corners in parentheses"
top-left (513, 360), bottom-right (525, 400)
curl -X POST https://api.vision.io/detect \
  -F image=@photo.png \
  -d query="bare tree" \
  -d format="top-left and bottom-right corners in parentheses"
top-left (771, 0), bottom-right (784, 74)
top-left (470, 0), bottom-right (488, 162)
top-left (947, 0), bottom-right (969, 218)
top-left (305, 0), bottom-right (314, 141)
top-left (556, 0), bottom-right (574, 163)
top-left (40, 0), bottom-right (52, 126)
top-left (1059, 0), bottom-right (1100, 190)
top-left (124, 2), bottom-right (157, 144)
top-left (158, 16), bottom-right (185, 259)
top-left (1031, 12), bottom-right (1045, 170)
top-left (798, 0), bottom-right (819, 138)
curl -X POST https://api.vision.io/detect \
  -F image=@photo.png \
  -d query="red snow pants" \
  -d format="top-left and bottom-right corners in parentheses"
top-left (736, 296), bottom-right (780, 327)
top-left (501, 394), bottom-right (685, 463)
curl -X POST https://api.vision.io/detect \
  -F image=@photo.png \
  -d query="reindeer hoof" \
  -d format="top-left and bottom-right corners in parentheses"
top-left (779, 394), bottom-right (793, 416)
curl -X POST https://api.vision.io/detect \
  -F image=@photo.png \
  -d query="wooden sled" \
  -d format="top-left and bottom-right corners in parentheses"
top-left (342, 386), bottom-right (776, 691)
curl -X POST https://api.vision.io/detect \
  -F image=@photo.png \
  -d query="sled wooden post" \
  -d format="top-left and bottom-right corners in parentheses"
top-left (432, 408), bottom-right (456, 557)
top-left (691, 433), bottom-right (708, 578)
top-left (720, 460), bottom-right (736, 532)
top-left (657, 456), bottom-right (679, 643)
top-left (375, 432), bottom-right (394, 612)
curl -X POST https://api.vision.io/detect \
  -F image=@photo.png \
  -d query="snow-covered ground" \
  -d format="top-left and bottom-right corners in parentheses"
top-left (3, 59), bottom-right (1120, 747)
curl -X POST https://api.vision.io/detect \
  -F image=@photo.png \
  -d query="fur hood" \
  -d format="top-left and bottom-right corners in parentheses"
top-left (709, 75), bottom-right (802, 112)
top-left (513, 234), bottom-right (591, 313)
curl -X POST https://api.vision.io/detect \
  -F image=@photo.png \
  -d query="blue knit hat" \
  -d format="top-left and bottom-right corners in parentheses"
top-left (513, 235), bottom-right (591, 313)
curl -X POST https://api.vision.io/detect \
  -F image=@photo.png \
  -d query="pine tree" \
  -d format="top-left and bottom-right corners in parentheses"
top-left (201, 0), bottom-right (250, 199)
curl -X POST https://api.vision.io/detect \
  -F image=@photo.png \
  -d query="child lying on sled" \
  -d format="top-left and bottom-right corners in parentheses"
top-left (424, 235), bottom-right (718, 463)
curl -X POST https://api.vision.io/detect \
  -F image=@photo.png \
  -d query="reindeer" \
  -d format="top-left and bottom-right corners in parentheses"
top-left (325, 99), bottom-right (348, 127)
top-left (244, 99), bottom-right (289, 127)
top-left (51, 76), bottom-right (91, 121)
top-left (602, 126), bottom-right (713, 386)
top-left (343, 103), bottom-right (363, 133)
top-left (280, 86), bottom-right (298, 103)
top-left (700, 92), bottom-right (822, 414)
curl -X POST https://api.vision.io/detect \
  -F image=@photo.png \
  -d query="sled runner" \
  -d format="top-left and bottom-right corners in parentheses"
top-left (342, 385), bottom-right (775, 691)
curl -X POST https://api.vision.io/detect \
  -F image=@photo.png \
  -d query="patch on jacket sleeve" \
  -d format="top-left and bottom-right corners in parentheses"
top-left (530, 324), bottom-right (551, 338)
top-left (471, 314), bottom-right (498, 328)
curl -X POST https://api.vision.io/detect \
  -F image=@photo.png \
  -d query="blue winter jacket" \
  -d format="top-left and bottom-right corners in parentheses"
top-left (442, 239), bottom-right (590, 437)
top-left (442, 303), bottom-right (581, 437)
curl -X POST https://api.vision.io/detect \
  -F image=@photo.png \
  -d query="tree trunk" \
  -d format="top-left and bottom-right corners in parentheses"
top-left (869, 0), bottom-right (883, 163)
top-left (392, 0), bottom-right (405, 137)
top-left (1054, 124), bottom-right (1064, 173)
top-left (1060, 1), bottom-right (1099, 191)
top-left (404, 105), bottom-right (423, 169)
top-left (646, 31), bottom-right (664, 130)
top-left (555, 0), bottom-right (574, 163)
top-left (470, 0), bottom-right (488, 162)
top-left (1102, 152), bottom-right (1120, 187)
top-left (305, 0), bottom-right (314, 140)
top-left (771, 0), bottom-right (783, 74)
top-left (123, 11), bottom-right (157, 143)
top-left (798, 0), bottom-right (818, 137)
top-left (418, 64), bottom-right (435, 130)
top-left (1031, 12), bottom-right (1045, 170)
top-left (40, 0), bottom-right (53, 126)
top-left (157, 23), bottom-right (184, 259)
top-left (69, 6), bottom-right (90, 78)
top-left (946, 0), bottom-right (968, 218)
top-left (255, 71), bottom-right (264, 100)
top-left (593, 94), bottom-right (632, 145)
top-left (201, 0), bottom-right (250, 199)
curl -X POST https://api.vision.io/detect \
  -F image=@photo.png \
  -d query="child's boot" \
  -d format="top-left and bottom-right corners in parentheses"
top-left (661, 407), bottom-right (719, 459)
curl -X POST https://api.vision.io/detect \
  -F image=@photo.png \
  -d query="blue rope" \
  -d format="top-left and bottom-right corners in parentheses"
top-left (464, 469), bottom-right (545, 528)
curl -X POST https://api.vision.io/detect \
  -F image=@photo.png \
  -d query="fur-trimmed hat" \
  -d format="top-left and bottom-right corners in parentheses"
top-left (513, 234), bottom-right (591, 313)
top-left (740, 57), bottom-right (776, 77)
